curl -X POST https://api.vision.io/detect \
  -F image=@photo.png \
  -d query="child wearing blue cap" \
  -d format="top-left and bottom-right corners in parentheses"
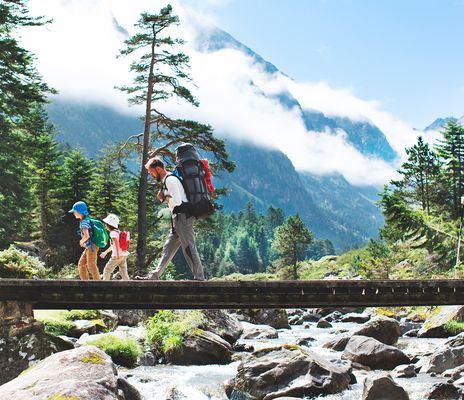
top-left (69, 201), bottom-right (101, 280)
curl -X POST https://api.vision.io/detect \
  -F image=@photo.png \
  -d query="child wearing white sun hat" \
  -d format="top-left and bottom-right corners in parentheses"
top-left (100, 213), bottom-right (130, 280)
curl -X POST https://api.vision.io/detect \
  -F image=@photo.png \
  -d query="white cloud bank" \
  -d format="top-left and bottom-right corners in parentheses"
top-left (21, 0), bottom-right (419, 186)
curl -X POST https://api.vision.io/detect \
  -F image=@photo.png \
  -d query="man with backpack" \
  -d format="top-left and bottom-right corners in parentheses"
top-left (135, 155), bottom-right (206, 281)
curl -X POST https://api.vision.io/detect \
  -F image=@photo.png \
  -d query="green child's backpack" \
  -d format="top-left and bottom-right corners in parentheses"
top-left (87, 218), bottom-right (109, 249)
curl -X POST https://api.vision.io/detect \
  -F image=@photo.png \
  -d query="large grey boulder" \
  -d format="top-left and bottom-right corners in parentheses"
top-left (112, 309), bottom-right (156, 327)
top-left (425, 382), bottom-right (460, 399)
top-left (418, 306), bottom-right (464, 338)
top-left (352, 317), bottom-right (401, 345)
top-left (420, 335), bottom-right (464, 374)
top-left (0, 346), bottom-right (140, 400)
top-left (362, 372), bottom-right (409, 400)
top-left (342, 335), bottom-right (410, 370)
top-left (323, 316), bottom-right (401, 351)
top-left (230, 345), bottom-right (352, 399)
top-left (237, 309), bottom-right (290, 329)
top-left (202, 310), bottom-right (243, 344)
top-left (167, 329), bottom-right (232, 365)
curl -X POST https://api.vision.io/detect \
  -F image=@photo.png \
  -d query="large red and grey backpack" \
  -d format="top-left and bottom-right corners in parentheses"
top-left (171, 143), bottom-right (215, 218)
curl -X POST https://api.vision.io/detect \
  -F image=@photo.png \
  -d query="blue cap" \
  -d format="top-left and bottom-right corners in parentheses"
top-left (69, 201), bottom-right (89, 216)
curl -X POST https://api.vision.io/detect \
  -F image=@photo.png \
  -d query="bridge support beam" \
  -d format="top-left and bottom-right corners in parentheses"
top-left (0, 301), bottom-right (35, 337)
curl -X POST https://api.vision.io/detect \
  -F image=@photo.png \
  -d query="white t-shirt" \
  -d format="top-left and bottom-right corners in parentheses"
top-left (109, 230), bottom-right (129, 258)
top-left (163, 174), bottom-right (188, 213)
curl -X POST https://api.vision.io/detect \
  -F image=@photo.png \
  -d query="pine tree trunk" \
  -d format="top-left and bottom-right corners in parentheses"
top-left (136, 32), bottom-right (156, 274)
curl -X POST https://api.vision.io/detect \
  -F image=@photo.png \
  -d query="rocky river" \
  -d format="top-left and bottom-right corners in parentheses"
top-left (1, 305), bottom-right (464, 399)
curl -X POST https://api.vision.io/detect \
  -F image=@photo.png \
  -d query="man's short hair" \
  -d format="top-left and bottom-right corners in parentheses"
top-left (146, 157), bottom-right (164, 170)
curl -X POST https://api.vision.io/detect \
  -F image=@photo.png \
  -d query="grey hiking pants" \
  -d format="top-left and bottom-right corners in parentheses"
top-left (153, 213), bottom-right (205, 280)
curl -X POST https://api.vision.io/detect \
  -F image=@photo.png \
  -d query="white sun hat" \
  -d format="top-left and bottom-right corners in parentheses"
top-left (103, 214), bottom-right (120, 229)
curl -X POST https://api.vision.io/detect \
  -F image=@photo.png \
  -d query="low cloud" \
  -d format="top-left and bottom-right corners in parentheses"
top-left (22, 0), bottom-right (412, 186)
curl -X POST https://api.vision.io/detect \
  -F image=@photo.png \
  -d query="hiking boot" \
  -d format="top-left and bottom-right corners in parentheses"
top-left (133, 272), bottom-right (160, 281)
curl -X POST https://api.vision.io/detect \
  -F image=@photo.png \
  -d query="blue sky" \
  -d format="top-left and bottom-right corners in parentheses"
top-left (205, 0), bottom-right (464, 128)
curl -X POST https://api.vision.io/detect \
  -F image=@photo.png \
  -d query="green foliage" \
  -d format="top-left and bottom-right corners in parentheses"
top-left (42, 318), bottom-right (75, 336)
top-left (86, 335), bottom-right (142, 367)
top-left (145, 310), bottom-right (206, 355)
top-left (0, 245), bottom-right (49, 278)
top-left (64, 310), bottom-right (100, 321)
top-left (443, 320), bottom-right (464, 335)
top-left (272, 215), bottom-right (314, 279)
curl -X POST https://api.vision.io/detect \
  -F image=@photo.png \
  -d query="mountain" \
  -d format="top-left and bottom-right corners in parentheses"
top-left (424, 117), bottom-right (457, 132)
top-left (48, 99), bottom-right (382, 249)
top-left (45, 26), bottom-right (390, 249)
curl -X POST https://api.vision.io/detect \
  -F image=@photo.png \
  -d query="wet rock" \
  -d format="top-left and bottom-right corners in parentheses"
top-left (325, 311), bottom-right (343, 322)
top-left (233, 342), bottom-right (255, 352)
top-left (341, 313), bottom-right (371, 323)
top-left (288, 315), bottom-right (303, 325)
top-left (425, 382), bottom-right (460, 399)
top-left (404, 329), bottom-right (419, 337)
top-left (323, 333), bottom-right (351, 351)
top-left (118, 377), bottom-right (143, 400)
top-left (302, 311), bottom-right (321, 322)
top-left (237, 309), bottom-right (290, 329)
top-left (362, 372), bottom-right (409, 400)
top-left (224, 378), bottom-right (235, 398)
top-left (342, 335), bottom-right (410, 370)
top-left (399, 319), bottom-right (422, 336)
top-left (442, 364), bottom-right (464, 381)
top-left (137, 351), bottom-right (156, 366)
top-left (420, 346), bottom-right (464, 374)
top-left (0, 346), bottom-right (130, 400)
top-left (317, 319), bottom-right (332, 328)
top-left (393, 364), bottom-right (417, 378)
top-left (202, 310), bottom-right (243, 344)
top-left (112, 309), bottom-right (156, 327)
top-left (297, 336), bottom-right (316, 347)
top-left (69, 319), bottom-right (107, 338)
top-left (240, 321), bottom-right (279, 339)
top-left (167, 330), bottom-right (232, 365)
top-left (418, 306), bottom-right (464, 338)
top-left (352, 316), bottom-right (401, 345)
top-left (231, 345), bottom-right (352, 399)
top-left (313, 307), bottom-right (357, 317)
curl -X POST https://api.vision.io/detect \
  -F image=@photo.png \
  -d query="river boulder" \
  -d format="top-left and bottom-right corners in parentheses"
top-left (352, 316), bottom-right (401, 345)
top-left (0, 346), bottom-right (140, 400)
top-left (420, 334), bottom-right (464, 374)
top-left (237, 309), bottom-right (290, 329)
top-left (230, 345), bottom-right (352, 399)
top-left (418, 306), bottom-right (464, 338)
top-left (425, 382), bottom-right (460, 399)
top-left (362, 372), bottom-right (409, 400)
top-left (241, 321), bottom-right (279, 339)
top-left (342, 335), bottom-right (410, 370)
top-left (167, 329), bottom-right (232, 365)
top-left (202, 310), bottom-right (243, 344)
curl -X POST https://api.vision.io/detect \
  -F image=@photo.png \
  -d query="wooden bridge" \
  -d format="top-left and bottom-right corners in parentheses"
top-left (0, 279), bottom-right (464, 310)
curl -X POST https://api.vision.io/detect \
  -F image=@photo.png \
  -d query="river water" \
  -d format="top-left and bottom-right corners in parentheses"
top-left (120, 320), bottom-right (448, 400)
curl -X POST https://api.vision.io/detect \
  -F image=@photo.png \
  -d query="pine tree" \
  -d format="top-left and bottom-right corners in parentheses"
top-left (395, 136), bottom-right (440, 214)
top-left (435, 120), bottom-right (464, 217)
top-left (0, 0), bottom-right (53, 247)
top-left (23, 106), bottom-right (62, 246)
top-left (272, 215), bottom-right (313, 279)
top-left (117, 5), bottom-right (234, 273)
top-left (87, 146), bottom-right (128, 219)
